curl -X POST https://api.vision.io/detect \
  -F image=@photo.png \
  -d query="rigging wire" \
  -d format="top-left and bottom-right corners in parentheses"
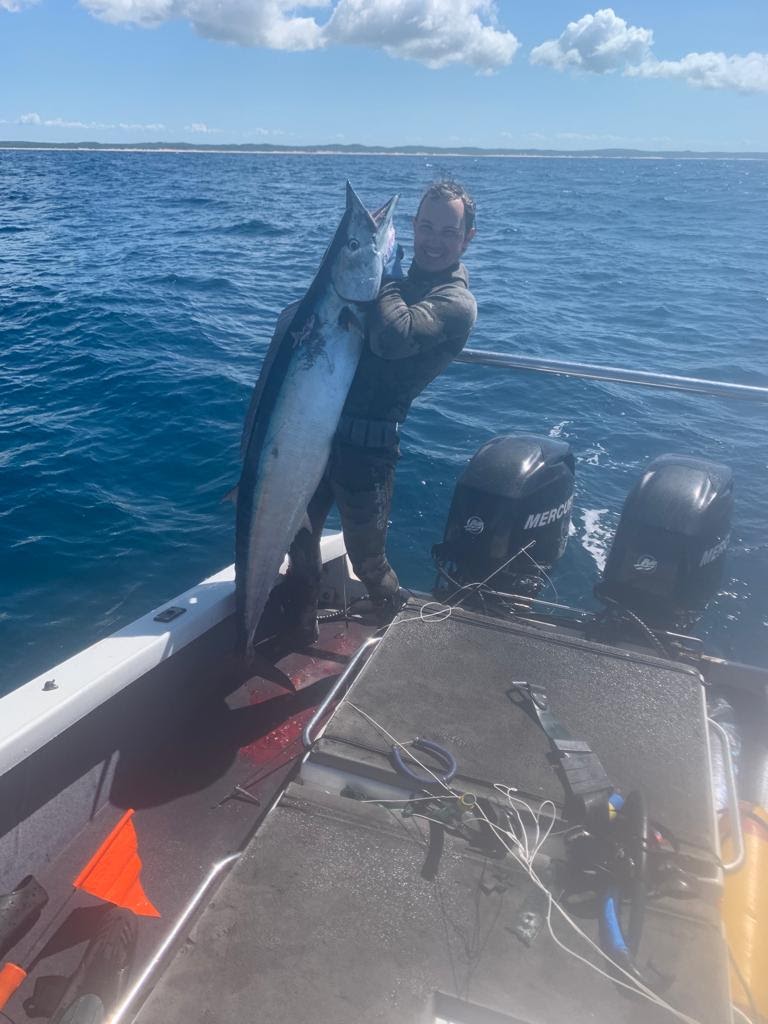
top-left (424, 536), bottom-right (685, 665)
top-left (597, 594), bottom-right (673, 658)
top-left (519, 544), bottom-right (559, 602)
top-left (379, 541), bottom-right (543, 634)
top-left (344, 699), bottom-right (708, 1024)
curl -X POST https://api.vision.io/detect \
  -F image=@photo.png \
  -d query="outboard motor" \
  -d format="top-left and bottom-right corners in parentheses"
top-left (433, 434), bottom-right (575, 596)
top-left (596, 454), bottom-right (733, 631)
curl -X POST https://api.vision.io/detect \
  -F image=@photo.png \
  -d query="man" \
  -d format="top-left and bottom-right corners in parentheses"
top-left (284, 180), bottom-right (477, 642)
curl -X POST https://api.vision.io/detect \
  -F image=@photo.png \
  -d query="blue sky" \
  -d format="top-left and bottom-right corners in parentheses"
top-left (2, 1), bottom-right (767, 150)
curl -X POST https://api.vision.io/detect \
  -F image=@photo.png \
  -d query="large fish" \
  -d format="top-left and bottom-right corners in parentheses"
top-left (235, 183), bottom-right (398, 657)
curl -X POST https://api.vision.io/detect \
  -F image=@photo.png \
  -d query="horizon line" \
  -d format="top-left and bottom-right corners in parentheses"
top-left (2, 140), bottom-right (768, 159)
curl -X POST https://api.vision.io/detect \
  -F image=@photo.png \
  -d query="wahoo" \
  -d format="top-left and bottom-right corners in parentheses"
top-left (235, 183), bottom-right (398, 657)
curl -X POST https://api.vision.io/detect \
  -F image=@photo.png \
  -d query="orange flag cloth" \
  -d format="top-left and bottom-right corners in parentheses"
top-left (73, 809), bottom-right (160, 918)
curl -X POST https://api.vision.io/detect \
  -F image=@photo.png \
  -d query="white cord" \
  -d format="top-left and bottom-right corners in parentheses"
top-left (345, 701), bottom-right (707, 1024)
top-left (385, 540), bottom-right (542, 633)
top-left (467, 794), bottom-right (705, 1024)
top-left (519, 543), bottom-right (559, 602)
top-left (358, 794), bottom-right (464, 805)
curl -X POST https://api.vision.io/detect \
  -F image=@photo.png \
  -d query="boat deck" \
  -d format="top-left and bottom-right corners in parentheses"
top-left (2, 614), bottom-right (372, 1021)
top-left (133, 607), bottom-right (731, 1024)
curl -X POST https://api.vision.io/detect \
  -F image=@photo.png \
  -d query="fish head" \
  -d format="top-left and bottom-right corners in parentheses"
top-left (330, 183), bottom-right (399, 303)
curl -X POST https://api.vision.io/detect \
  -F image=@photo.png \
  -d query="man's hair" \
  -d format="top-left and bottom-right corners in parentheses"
top-left (417, 180), bottom-right (476, 236)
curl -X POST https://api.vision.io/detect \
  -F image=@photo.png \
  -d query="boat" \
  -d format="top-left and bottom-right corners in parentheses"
top-left (1, 353), bottom-right (767, 1024)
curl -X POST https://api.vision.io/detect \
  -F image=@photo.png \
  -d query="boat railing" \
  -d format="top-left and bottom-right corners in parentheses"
top-left (302, 635), bottom-right (381, 749)
top-left (708, 716), bottom-right (745, 874)
top-left (456, 348), bottom-right (768, 403)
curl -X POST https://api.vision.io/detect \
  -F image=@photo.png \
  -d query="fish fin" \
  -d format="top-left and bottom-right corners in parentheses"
top-left (221, 485), bottom-right (238, 504)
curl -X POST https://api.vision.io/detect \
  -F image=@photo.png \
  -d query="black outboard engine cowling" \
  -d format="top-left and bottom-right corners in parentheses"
top-left (596, 454), bottom-right (733, 631)
top-left (433, 434), bottom-right (575, 596)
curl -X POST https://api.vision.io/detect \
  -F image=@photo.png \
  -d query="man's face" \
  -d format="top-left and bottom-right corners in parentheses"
top-left (413, 195), bottom-right (475, 273)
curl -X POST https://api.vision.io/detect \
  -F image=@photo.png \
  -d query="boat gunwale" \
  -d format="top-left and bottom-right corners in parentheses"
top-left (0, 532), bottom-right (348, 775)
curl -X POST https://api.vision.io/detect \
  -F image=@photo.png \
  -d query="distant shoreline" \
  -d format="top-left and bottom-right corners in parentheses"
top-left (1, 141), bottom-right (767, 160)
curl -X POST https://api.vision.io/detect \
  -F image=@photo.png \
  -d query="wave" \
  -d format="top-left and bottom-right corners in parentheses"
top-left (2, 151), bottom-right (768, 691)
top-left (143, 273), bottom-right (238, 292)
top-left (224, 218), bottom-right (291, 237)
top-left (578, 509), bottom-right (614, 572)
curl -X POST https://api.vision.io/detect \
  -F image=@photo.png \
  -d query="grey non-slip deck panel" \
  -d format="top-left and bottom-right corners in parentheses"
top-left (319, 609), bottom-right (716, 854)
top-left (136, 786), bottom-right (729, 1024)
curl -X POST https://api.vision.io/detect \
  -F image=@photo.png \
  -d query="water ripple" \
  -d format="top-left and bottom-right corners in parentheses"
top-left (2, 150), bottom-right (768, 690)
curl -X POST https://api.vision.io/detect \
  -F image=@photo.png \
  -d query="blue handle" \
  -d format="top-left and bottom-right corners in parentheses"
top-left (599, 889), bottom-right (630, 956)
top-left (391, 737), bottom-right (457, 785)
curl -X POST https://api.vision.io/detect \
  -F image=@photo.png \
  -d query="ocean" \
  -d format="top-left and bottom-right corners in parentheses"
top-left (1, 150), bottom-right (767, 694)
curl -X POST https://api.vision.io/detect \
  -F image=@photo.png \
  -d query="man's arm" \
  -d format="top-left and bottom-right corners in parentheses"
top-left (368, 279), bottom-right (477, 360)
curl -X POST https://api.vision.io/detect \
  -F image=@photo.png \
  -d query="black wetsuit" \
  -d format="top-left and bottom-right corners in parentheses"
top-left (286, 259), bottom-right (477, 625)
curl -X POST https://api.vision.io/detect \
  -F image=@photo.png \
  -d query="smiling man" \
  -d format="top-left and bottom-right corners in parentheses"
top-left (285, 180), bottom-right (477, 642)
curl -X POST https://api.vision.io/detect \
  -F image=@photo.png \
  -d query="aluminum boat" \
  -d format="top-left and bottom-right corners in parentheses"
top-left (1, 357), bottom-right (767, 1024)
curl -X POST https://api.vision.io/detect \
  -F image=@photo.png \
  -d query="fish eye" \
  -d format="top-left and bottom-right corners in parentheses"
top-left (347, 239), bottom-right (360, 251)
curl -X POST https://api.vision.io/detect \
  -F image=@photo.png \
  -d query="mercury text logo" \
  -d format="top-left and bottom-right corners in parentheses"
top-left (524, 497), bottom-right (573, 530)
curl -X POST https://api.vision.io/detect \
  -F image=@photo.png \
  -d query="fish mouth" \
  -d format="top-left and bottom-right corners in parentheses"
top-left (372, 193), bottom-right (399, 239)
top-left (372, 194), bottom-right (398, 227)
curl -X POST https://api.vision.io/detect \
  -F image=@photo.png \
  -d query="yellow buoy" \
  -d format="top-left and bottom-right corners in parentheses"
top-left (721, 802), bottom-right (768, 1018)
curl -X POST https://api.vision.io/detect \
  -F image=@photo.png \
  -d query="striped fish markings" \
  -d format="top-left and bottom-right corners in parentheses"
top-left (235, 183), bottom-right (398, 657)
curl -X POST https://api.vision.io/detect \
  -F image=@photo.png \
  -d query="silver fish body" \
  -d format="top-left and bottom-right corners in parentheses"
top-left (235, 184), bottom-right (398, 656)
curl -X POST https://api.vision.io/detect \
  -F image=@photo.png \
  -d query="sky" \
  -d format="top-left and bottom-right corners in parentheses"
top-left (1, 1), bottom-right (767, 151)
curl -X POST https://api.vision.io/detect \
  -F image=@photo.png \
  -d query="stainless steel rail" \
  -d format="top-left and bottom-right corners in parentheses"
top-left (456, 349), bottom-right (768, 403)
top-left (110, 853), bottom-right (242, 1023)
top-left (302, 635), bottom-right (381, 749)
top-left (708, 717), bottom-right (745, 874)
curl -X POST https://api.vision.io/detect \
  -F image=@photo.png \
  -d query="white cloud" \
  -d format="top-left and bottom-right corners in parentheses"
top-left (554, 131), bottom-right (623, 143)
top-left (78, 0), bottom-right (176, 27)
top-left (629, 52), bottom-right (768, 94)
top-left (1, 0), bottom-right (39, 10)
top-left (530, 8), bottom-right (652, 73)
top-left (531, 8), bottom-right (768, 94)
top-left (43, 117), bottom-right (90, 128)
top-left (117, 121), bottom-right (166, 129)
top-left (16, 112), bottom-right (166, 130)
top-left (77, 0), bottom-right (518, 71)
top-left (179, 0), bottom-right (325, 50)
top-left (81, 0), bottom-right (325, 48)
top-left (325, 0), bottom-right (519, 72)
top-left (241, 127), bottom-right (289, 137)
top-left (186, 121), bottom-right (220, 133)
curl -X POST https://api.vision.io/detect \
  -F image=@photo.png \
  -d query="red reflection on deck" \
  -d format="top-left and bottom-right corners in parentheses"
top-left (238, 625), bottom-right (367, 773)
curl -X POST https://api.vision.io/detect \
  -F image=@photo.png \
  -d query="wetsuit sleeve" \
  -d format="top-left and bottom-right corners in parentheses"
top-left (368, 279), bottom-right (477, 360)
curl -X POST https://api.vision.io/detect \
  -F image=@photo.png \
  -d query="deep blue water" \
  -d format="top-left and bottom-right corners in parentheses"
top-left (2, 151), bottom-right (767, 693)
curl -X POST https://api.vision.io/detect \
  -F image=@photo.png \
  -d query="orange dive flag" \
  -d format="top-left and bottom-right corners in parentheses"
top-left (73, 809), bottom-right (160, 918)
